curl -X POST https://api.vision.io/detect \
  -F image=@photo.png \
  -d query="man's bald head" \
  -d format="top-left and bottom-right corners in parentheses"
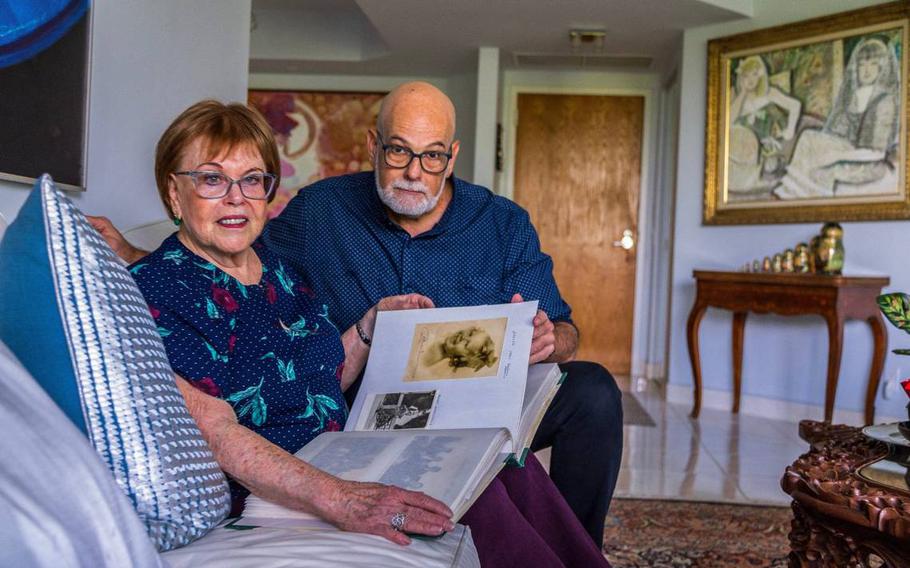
top-left (377, 81), bottom-right (457, 142)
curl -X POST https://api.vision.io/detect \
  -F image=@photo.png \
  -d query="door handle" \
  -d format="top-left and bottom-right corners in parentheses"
top-left (612, 229), bottom-right (635, 250)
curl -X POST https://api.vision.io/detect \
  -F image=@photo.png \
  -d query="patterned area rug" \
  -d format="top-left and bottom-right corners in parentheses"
top-left (603, 499), bottom-right (791, 567)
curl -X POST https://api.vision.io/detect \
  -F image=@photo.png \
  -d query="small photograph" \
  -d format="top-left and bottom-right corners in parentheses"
top-left (403, 318), bottom-right (507, 382)
top-left (362, 391), bottom-right (438, 431)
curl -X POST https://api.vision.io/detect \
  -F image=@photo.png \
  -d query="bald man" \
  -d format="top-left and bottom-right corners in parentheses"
top-left (262, 82), bottom-right (623, 546)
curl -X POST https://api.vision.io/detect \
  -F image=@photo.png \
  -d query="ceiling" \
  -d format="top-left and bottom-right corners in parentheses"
top-left (250, 0), bottom-right (753, 76)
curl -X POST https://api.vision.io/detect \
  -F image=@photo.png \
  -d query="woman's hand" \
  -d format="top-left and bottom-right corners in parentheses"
top-left (340, 294), bottom-right (435, 390)
top-left (320, 479), bottom-right (454, 545)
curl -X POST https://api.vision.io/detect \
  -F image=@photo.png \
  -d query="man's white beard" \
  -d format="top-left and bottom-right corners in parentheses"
top-left (375, 168), bottom-right (442, 218)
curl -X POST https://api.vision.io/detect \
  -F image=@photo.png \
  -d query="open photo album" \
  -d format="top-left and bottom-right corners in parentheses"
top-left (241, 301), bottom-right (565, 529)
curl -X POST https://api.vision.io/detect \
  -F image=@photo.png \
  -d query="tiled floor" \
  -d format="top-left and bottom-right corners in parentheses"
top-left (538, 378), bottom-right (808, 506)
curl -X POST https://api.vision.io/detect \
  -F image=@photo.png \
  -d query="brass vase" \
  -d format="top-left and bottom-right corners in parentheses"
top-left (815, 222), bottom-right (844, 275)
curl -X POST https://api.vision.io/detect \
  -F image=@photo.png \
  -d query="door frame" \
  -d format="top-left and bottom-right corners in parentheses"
top-left (499, 83), bottom-right (658, 380)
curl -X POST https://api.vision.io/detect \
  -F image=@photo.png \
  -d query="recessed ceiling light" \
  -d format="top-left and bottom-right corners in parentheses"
top-left (569, 29), bottom-right (606, 52)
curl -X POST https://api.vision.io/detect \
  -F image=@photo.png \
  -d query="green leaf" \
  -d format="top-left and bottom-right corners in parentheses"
top-left (203, 341), bottom-right (227, 363)
top-left (226, 384), bottom-right (259, 403)
top-left (298, 405), bottom-right (315, 419)
top-left (259, 352), bottom-right (275, 360)
top-left (877, 293), bottom-right (910, 333)
top-left (274, 262), bottom-right (295, 295)
top-left (277, 359), bottom-right (296, 382)
top-left (235, 401), bottom-right (252, 419)
top-left (205, 297), bottom-right (221, 319)
top-left (250, 396), bottom-right (267, 426)
top-left (237, 282), bottom-right (249, 299)
top-left (893, 348), bottom-right (910, 356)
top-left (128, 263), bottom-right (147, 275)
top-left (163, 250), bottom-right (186, 264)
top-left (318, 305), bottom-right (338, 331)
top-left (157, 327), bottom-right (172, 338)
top-left (314, 394), bottom-right (339, 411)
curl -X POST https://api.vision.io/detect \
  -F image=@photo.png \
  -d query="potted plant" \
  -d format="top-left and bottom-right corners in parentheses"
top-left (877, 293), bottom-right (910, 433)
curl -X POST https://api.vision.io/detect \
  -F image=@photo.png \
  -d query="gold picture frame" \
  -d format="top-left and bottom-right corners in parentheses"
top-left (704, 2), bottom-right (910, 224)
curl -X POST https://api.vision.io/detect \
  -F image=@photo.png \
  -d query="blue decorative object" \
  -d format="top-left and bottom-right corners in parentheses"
top-left (0, 175), bottom-right (230, 551)
top-left (0, 0), bottom-right (88, 68)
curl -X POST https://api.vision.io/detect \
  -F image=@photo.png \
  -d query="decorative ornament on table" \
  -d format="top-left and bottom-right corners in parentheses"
top-left (781, 249), bottom-right (795, 273)
top-left (771, 253), bottom-right (783, 273)
top-left (762, 256), bottom-right (772, 272)
top-left (876, 292), bottom-right (910, 432)
top-left (815, 222), bottom-right (845, 275)
top-left (793, 243), bottom-right (810, 273)
top-left (808, 235), bottom-right (820, 273)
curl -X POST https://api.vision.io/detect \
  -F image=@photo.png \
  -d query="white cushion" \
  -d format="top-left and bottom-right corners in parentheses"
top-left (163, 522), bottom-right (480, 568)
top-left (123, 219), bottom-right (177, 251)
top-left (0, 341), bottom-right (165, 568)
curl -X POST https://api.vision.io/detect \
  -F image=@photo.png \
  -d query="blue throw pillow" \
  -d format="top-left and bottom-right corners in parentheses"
top-left (0, 175), bottom-right (230, 551)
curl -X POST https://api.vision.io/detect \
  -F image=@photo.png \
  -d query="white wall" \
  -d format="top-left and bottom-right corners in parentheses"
top-left (0, 0), bottom-right (252, 229)
top-left (668, 0), bottom-right (907, 421)
top-left (249, 71), bottom-right (479, 181)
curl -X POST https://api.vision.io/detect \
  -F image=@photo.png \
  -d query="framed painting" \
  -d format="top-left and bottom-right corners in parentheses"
top-left (0, 0), bottom-right (91, 191)
top-left (248, 90), bottom-right (384, 218)
top-left (704, 2), bottom-right (910, 224)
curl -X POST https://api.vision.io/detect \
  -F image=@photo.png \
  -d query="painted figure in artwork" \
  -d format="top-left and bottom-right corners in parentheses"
top-left (727, 55), bottom-right (802, 194)
top-left (774, 37), bottom-right (901, 199)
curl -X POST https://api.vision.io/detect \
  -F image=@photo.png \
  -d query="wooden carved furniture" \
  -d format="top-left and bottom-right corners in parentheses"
top-left (781, 420), bottom-right (910, 566)
top-left (686, 270), bottom-right (889, 423)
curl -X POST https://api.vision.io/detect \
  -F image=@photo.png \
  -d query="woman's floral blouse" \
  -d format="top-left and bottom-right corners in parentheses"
top-left (130, 234), bottom-right (348, 500)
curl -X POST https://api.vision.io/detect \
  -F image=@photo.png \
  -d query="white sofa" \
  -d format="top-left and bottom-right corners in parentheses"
top-left (0, 340), bottom-right (480, 567)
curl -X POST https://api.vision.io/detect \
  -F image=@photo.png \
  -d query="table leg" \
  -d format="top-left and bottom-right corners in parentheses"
top-left (687, 300), bottom-right (708, 418)
top-left (823, 314), bottom-right (845, 423)
top-left (864, 313), bottom-right (888, 425)
top-left (732, 312), bottom-right (747, 413)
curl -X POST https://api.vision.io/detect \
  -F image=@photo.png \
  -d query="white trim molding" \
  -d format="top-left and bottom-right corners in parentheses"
top-left (666, 383), bottom-right (903, 427)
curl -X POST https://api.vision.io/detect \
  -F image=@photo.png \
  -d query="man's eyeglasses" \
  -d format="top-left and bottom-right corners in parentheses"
top-left (174, 171), bottom-right (277, 200)
top-left (376, 133), bottom-right (452, 174)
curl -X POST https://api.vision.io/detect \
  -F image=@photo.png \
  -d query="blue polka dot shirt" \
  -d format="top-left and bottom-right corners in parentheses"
top-left (262, 172), bottom-right (573, 333)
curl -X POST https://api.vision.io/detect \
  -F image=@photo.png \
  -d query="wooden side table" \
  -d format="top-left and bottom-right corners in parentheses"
top-left (781, 420), bottom-right (910, 566)
top-left (686, 270), bottom-right (889, 424)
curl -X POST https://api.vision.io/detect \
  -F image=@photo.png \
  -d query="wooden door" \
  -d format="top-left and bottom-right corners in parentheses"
top-left (514, 93), bottom-right (643, 374)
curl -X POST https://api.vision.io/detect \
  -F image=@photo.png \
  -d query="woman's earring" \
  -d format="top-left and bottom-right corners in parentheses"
top-left (173, 217), bottom-right (182, 227)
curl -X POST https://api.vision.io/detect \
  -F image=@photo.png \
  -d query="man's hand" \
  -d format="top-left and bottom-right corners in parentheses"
top-left (86, 215), bottom-right (147, 264)
top-left (511, 293), bottom-right (577, 363)
top-left (376, 293), bottom-right (435, 313)
top-left (321, 479), bottom-right (454, 546)
top-left (361, 293), bottom-right (435, 338)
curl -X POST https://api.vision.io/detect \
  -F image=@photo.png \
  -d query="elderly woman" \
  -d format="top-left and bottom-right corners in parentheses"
top-left (107, 100), bottom-right (608, 567)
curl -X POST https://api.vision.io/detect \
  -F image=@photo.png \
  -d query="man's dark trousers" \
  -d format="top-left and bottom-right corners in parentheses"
top-left (531, 361), bottom-right (623, 547)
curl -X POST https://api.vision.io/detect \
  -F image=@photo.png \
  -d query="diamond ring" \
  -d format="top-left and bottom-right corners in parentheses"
top-left (390, 511), bottom-right (406, 531)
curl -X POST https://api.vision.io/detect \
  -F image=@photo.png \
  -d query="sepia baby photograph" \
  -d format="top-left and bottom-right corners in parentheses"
top-left (403, 318), bottom-right (507, 382)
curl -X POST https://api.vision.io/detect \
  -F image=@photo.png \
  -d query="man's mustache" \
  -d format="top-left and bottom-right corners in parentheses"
top-left (390, 181), bottom-right (430, 195)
